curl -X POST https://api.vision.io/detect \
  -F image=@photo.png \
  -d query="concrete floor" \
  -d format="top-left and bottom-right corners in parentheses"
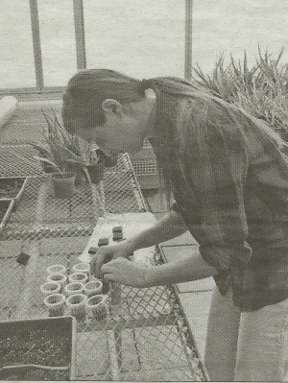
top-left (143, 189), bottom-right (215, 361)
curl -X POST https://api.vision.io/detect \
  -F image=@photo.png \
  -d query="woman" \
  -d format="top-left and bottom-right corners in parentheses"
top-left (62, 69), bottom-right (288, 381)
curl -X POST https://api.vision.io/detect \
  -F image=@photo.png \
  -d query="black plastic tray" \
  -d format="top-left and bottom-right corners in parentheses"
top-left (0, 316), bottom-right (76, 380)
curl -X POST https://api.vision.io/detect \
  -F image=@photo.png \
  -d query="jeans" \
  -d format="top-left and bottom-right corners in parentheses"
top-left (204, 287), bottom-right (288, 381)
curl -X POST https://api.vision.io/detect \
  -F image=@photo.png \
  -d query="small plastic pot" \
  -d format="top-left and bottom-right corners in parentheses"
top-left (86, 294), bottom-right (108, 320)
top-left (68, 272), bottom-right (88, 284)
top-left (47, 272), bottom-right (67, 289)
top-left (64, 282), bottom-right (84, 296)
top-left (66, 293), bottom-right (87, 318)
top-left (44, 293), bottom-right (65, 317)
top-left (84, 280), bottom-right (103, 297)
top-left (72, 262), bottom-right (90, 275)
top-left (40, 281), bottom-right (61, 297)
top-left (52, 174), bottom-right (75, 199)
top-left (47, 264), bottom-right (67, 275)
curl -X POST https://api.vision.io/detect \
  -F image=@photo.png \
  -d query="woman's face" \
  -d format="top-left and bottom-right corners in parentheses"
top-left (78, 98), bottom-right (153, 156)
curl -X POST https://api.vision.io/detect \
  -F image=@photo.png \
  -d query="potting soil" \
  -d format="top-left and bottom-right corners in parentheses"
top-left (0, 328), bottom-right (70, 367)
top-left (1, 366), bottom-right (69, 381)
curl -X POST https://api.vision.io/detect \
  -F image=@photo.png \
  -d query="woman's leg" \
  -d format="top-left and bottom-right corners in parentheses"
top-left (204, 287), bottom-right (241, 381)
top-left (235, 297), bottom-right (288, 381)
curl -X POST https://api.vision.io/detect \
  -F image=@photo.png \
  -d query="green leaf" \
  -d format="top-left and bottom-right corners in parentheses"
top-left (33, 155), bottom-right (63, 174)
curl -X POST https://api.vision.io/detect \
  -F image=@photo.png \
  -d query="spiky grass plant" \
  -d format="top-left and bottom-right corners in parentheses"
top-left (193, 48), bottom-right (288, 141)
top-left (30, 110), bottom-right (90, 178)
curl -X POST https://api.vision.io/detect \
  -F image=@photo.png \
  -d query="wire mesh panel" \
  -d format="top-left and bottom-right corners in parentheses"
top-left (0, 236), bottom-right (207, 381)
top-left (0, 139), bottom-right (207, 380)
top-left (0, 152), bottom-right (145, 241)
top-left (0, 145), bottom-right (43, 177)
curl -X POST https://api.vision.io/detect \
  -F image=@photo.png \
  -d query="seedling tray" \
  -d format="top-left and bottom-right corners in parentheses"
top-left (0, 176), bottom-right (28, 201)
top-left (0, 199), bottom-right (14, 233)
top-left (0, 316), bottom-right (76, 381)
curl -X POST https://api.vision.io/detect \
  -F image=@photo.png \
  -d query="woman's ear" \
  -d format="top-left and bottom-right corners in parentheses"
top-left (102, 99), bottom-right (122, 116)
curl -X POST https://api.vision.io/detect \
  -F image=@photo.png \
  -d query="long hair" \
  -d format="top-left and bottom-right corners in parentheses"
top-left (62, 69), bottom-right (146, 135)
top-left (142, 76), bottom-right (288, 207)
top-left (62, 70), bottom-right (288, 208)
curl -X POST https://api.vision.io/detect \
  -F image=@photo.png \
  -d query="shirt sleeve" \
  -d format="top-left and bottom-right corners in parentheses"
top-left (181, 109), bottom-right (252, 273)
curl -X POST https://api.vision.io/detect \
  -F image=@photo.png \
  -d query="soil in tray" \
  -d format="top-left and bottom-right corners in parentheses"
top-left (0, 328), bottom-right (70, 368)
top-left (1, 366), bottom-right (69, 381)
top-left (25, 367), bottom-right (68, 380)
top-left (0, 178), bottom-right (24, 199)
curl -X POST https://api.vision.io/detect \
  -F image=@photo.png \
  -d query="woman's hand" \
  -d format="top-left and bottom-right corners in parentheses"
top-left (101, 258), bottom-right (148, 288)
top-left (90, 241), bottom-right (135, 278)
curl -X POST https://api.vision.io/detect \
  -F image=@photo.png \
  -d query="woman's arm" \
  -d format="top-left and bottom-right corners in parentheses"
top-left (91, 208), bottom-right (187, 277)
top-left (145, 253), bottom-right (217, 286)
top-left (101, 253), bottom-right (217, 288)
top-left (127, 208), bottom-right (187, 250)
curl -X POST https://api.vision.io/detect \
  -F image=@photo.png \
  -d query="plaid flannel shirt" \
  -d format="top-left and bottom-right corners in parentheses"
top-left (152, 88), bottom-right (288, 312)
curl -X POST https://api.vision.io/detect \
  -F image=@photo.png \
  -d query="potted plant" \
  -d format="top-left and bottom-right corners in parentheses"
top-left (30, 111), bottom-right (90, 198)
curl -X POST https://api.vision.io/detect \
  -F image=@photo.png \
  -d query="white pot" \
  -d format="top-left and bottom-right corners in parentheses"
top-left (84, 280), bottom-right (103, 297)
top-left (68, 272), bottom-right (88, 284)
top-left (40, 281), bottom-right (61, 296)
top-left (44, 293), bottom-right (65, 316)
top-left (64, 282), bottom-right (84, 296)
top-left (66, 293), bottom-right (87, 318)
top-left (86, 294), bottom-right (108, 320)
top-left (72, 262), bottom-right (90, 275)
top-left (47, 272), bottom-right (67, 288)
top-left (47, 264), bottom-right (67, 275)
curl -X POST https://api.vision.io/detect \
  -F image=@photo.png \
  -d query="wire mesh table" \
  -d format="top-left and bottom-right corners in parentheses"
top-left (0, 145), bottom-right (208, 380)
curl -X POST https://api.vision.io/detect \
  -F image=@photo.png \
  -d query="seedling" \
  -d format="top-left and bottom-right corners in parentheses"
top-left (16, 252), bottom-right (30, 266)
top-left (112, 226), bottom-right (123, 241)
top-left (112, 226), bottom-right (122, 233)
top-left (88, 247), bottom-right (98, 255)
top-left (98, 237), bottom-right (109, 247)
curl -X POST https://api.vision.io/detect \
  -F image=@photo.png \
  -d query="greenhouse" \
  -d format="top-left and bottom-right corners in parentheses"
top-left (0, 1), bottom-right (288, 381)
